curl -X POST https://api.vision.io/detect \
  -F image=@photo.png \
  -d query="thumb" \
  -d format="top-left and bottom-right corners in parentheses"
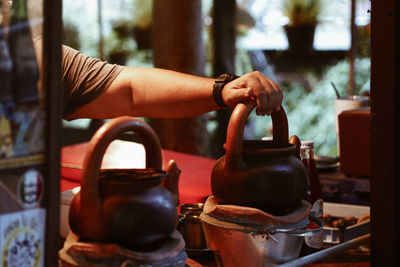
top-left (228, 87), bottom-right (254, 104)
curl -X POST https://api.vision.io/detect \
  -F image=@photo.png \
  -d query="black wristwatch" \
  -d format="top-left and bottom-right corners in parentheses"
top-left (213, 73), bottom-right (239, 109)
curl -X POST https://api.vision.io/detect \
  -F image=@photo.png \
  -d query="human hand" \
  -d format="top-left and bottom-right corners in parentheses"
top-left (222, 71), bottom-right (283, 115)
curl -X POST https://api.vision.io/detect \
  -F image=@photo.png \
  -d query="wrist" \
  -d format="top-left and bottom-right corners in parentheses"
top-left (213, 73), bottom-right (239, 109)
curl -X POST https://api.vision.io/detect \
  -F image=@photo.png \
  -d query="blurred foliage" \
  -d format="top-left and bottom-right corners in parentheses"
top-left (112, 19), bottom-right (136, 39)
top-left (236, 6), bottom-right (256, 36)
top-left (247, 57), bottom-right (371, 156)
top-left (104, 17), bottom-right (153, 66)
top-left (235, 49), bottom-right (255, 76)
top-left (131, 0), bottom-right (152, 29)
top-left (62, 20), bottom-right (81, 50)
top-left (283, 0), bottom-right (322, 26)
top-left (357, 24), bottom-right (371, 58)
top-left (105, 19), bottom-right (137, 64)
top-left (61, 1), bottom-right (371, 157)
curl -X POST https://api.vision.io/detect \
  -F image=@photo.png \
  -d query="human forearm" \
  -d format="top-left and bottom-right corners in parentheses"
top-left (67, 66), bottom-right (282, 120)
top-left (67, 67), bottom-right (217, 119)
top-left (120, 67), bottom-right (283, 118)
top-left (123, 67), bottom-right (219, 118)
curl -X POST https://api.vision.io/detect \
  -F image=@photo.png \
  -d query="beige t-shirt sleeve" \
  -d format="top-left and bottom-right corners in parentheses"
top-left (33, 36), bottom-right (125, 117)
top-left (61, 45), bottom-right (125, 116)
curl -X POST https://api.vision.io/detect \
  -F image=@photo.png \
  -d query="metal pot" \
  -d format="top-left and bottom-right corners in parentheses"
top-left (200, 209), bottom-right (324, 266)
top-left (178, 203), bottom-right (208, 250)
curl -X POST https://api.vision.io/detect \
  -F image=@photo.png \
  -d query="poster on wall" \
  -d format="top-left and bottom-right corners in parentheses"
top-left (1, 0), bottom-right (46, 209)
top-left (1, 0), bottom-right (48, 265)
top-left (0, 0), bottom-right (45, 166)
top-left (0, 208), bottom-right (46, 267)
top-left (0, 168), bottom-right (44, 213)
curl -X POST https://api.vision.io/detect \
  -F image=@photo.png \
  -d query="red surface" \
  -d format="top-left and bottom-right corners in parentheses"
top-left (61, 141), bottom-right (215, 204)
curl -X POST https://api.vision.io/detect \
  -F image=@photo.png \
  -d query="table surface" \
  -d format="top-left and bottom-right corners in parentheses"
top-left (187, 248), bottom-right (370, 267)
top-left (61, 140), bottom-right (216, 204)
top-left (61, 140), bottom-right (370, 266)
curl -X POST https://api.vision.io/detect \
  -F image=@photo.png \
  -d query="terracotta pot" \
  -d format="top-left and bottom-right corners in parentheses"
top-left (69, 116), bottom-right (178, 251)
top-left (211, 102), bottom-right (307, 213)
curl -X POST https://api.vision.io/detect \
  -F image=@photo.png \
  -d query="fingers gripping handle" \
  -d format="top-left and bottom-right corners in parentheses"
top-left (224, 102), bottom-right (289, 169)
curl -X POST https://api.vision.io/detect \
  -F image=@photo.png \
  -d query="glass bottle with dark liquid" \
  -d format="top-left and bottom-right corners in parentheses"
top-left (300, 140), bottom-right (323, 256)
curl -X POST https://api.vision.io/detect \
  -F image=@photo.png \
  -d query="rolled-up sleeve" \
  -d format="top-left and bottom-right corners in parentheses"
top-left (61, 45), bottom-right (125, 116)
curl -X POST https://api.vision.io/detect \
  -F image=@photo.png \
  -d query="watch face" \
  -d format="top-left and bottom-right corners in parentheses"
top-left (217, 74), bottom-right (238, 83)
top-left (218, 74), bottom-right (230, 80)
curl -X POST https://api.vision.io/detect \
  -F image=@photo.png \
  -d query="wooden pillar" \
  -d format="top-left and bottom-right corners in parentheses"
top-left (348, 0), bottom-right (357, 96)
top-left (97, 0), bottom-right (104, 60)
top-left (370, 0), bottom-right (400, 265)
top-left (213, 0), bottom-right (236, 75)
top-left (43, 0), bottom-right (62, 265)
top-left (211, 0), bottom-right (237, 158)
top-left (152, 0), bottom-right (209, 156)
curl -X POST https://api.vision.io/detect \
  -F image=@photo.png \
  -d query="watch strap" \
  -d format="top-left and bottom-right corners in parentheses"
top-left (213, 73), bottom-right (239, 109)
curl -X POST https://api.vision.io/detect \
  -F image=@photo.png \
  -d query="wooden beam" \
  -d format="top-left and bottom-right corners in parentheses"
top-left (43, 0), bottom-right (62, 266)
top-left (370, 0), bottom-right (400, 265)
top-left (152, 0), bottom-right (210, 156)
top-left (348, 0), bottom-right (357, 96)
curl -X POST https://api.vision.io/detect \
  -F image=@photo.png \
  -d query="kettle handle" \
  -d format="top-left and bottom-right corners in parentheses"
top-left (80, 116), bottom-right (162, 209)
top-left (224, 101), bottom-right (289, 169)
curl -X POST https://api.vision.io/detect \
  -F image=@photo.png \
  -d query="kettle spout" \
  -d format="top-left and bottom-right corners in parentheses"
top-left (163, 160), bottom-right (181, 206)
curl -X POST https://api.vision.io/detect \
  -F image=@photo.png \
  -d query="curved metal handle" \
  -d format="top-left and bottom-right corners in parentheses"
top-left (276, 215), bottom-right (325, 237)
top-left (80, 116), bottom-right (162, 210)
top-left (224, 101), bottom-right (289, 169)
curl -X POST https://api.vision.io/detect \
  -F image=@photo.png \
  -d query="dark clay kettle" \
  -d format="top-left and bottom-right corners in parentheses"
top-left (211, 102), bottom-right (307, 213)
top-left (69, 116), bottom-right (179, 250)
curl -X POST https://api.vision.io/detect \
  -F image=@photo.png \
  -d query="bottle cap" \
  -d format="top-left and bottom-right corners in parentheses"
top-left (301, 140), bottom-right (314, 149)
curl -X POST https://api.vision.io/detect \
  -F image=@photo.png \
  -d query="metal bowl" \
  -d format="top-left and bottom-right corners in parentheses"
top-left (178, 203), bottom-right (207, 250)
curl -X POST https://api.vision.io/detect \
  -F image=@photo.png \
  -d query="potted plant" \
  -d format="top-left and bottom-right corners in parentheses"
top-left (283, 0), bottom-right (322, 53)
top-left (131, 0), bottom-right (153, 50)
top-left (106, 20), bottom-right (136, 65)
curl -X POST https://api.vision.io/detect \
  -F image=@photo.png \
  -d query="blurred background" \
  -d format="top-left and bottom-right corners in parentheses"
top-left (61, 0), bottom-right (371, 158)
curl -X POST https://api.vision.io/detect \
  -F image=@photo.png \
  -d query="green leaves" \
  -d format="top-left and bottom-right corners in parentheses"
top-left (283, 0), bottom-right (322, 26)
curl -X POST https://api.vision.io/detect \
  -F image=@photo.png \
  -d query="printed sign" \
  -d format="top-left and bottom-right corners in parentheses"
top-left (0, 208), bottom-right (46, 267)
top-left (0, 102), bottom-right (15, 159)
top-left (17, 169), bottom-right (43, 209)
